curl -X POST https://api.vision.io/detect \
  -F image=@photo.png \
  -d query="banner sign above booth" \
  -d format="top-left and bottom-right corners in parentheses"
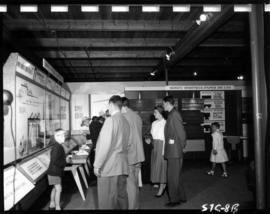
top-left (34, 68), bottom-right (46, 87)
top-left (125, 85), bottom-right (235, 91)
top-left (16, 56), bottom-right (35, 80)
top-left (42, 58), bottom-right (64, 83)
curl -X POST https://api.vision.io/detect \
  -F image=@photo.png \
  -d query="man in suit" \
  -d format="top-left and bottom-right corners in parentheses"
top-left (89, 116), bottom-right (104, 167)
top-left (94, 95), bottom-right (130, 209)
top-left (121, 97), bottom-right (145, 209)
top-left (163, 95), bottom-right (187, 207)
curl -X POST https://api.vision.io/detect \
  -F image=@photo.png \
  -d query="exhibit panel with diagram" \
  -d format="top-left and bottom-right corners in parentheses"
top-left (3, 53), bottom-right (71, 210)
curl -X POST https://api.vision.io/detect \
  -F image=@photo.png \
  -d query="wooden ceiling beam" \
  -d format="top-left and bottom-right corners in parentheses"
top-left (50, 58), bottom-right (245, 68)
top-left (60, 67), bottom-right (152, 74)
top-left (22, 38), bottom-right (179, 48)
top-left (51, 59), bottom-right (159, 67)
top-left (4, 19), bottom-right (193, 31)
top-left (36, 50), bottom-right (164, 58)
top-left (21, 38), bottom-right (246, 48)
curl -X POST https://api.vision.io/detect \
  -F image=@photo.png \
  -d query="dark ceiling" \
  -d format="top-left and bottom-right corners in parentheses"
top-left (2, 4), bottom-right (251, 82)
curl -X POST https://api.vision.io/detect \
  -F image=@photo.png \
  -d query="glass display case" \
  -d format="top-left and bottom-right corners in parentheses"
top-left (3, 52), bottom-right (71, 165)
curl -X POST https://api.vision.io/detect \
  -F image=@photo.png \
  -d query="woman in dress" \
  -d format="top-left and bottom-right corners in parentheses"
top-left (149, 105), bottom-right (167, 197)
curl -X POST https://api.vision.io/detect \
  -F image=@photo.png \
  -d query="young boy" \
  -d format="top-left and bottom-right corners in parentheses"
top-left (207, 122), bottom-right (229, 178)
top-left (47, 128), bottom-right (67, 210)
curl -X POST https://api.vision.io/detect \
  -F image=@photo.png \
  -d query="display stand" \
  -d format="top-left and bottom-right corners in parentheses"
top-left (3, 52), bottom-right (71, 209)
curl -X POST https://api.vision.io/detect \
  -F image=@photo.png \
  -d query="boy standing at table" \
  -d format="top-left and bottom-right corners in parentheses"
top-left (47, 129), bottom-right (67, 210)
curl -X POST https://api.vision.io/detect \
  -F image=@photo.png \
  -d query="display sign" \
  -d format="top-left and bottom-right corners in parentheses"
top-left (202, 109), bottom-right (225, 120)
top-left (4, 166), bottom-right (35, 211)
top-left (55, 83), bottom-right (61, 95)
top-left (200, 91), bottom-right (225, 99)
top-left (61, 87), bottom-right (66, 98)
top-left (34, 68), bottom-right (46, 87)
top-left (19, 157), bottom-right (48, 182)
top-left (46, 77), bottom-right (56, 91)
top-left (65, 91), bottom-right (70, 100)
top-left (60, 98), bottom-right (70, 130)
top-left (203, 99), bottom-right (225, 109)
top-left (43, 58), bottom-right (64, 83)
top-left (45, 91), bottom-right (61, 136)
top-left (16, 56), bottom-right (35, 80)
top-left (125, 85), bottom-right (235, 91)
top-left (167, 85), bottom-right (234, 91)
top-left (16, 77), bottom-right (45, 158)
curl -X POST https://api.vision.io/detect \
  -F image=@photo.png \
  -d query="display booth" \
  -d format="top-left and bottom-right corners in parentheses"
top-left (125, 85), bottom-right (250, 160)
top-left (3, 53), bottom-right (71, 210)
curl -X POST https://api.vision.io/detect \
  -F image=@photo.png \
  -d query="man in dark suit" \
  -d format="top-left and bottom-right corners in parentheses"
top-left (89, 116), bottom-right (103, 167)
top-left (163, 95), bottom-right (187, 207)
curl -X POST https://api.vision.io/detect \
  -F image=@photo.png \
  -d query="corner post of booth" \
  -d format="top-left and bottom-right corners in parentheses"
top-left (249, 4), bottom-right (267, 209)
top-left (264, 7), bottom-right (270, 211)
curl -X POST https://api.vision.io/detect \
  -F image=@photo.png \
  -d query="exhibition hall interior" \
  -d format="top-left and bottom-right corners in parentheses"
top-left (1, 3), bottom-right (270, 212)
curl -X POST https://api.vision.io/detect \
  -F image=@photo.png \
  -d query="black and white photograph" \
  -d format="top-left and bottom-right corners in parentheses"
top-left (1, 0), bottom-right (270, 213)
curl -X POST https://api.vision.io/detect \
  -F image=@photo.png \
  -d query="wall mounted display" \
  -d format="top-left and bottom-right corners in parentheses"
top-left (200, 91), bottom-right (225, 133)
top-left (16, 76), bottom-right (45, 158)
top-left (60, 98), bottom-right (70, 131)
top-left (45, 91), bottom-right (61, 139)
top-left (34, 68), bottom-right (46, 87)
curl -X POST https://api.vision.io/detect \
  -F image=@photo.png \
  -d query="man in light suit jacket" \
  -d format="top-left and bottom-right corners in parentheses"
top-left (94, 95), bottom-right (130, 209)
top-left (121, 97), bottom-right (145, 209)
top-left (163, 95), bottom-right (187, 207)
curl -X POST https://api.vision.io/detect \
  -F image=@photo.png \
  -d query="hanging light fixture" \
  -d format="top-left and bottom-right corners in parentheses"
top-left (165, 47), bottom-right (175, 61)
top-left (150, 67), bottom-right (158, 76)
top-left (196, 13), bottom-right (210, 25)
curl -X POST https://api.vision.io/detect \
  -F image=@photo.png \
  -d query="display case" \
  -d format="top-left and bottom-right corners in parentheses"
top-left (3, 52), bottom-right (71, 166)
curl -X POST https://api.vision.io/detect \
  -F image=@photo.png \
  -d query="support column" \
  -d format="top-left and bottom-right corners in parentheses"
top-left (249, 4), bottom-right (267, 209)
top-left (264, 8), bottom-right (270, 211)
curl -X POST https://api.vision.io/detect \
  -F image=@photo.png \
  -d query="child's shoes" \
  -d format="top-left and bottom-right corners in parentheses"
top-left (221, 172), bottom-right (228, 178)
top-left (206, 170), bottom-right (214, 176)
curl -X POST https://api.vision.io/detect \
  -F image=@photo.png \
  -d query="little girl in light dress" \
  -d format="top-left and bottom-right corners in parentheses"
top-left (207, 122), bottom-right (229, 178)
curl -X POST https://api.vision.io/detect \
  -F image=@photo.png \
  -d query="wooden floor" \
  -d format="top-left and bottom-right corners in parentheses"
top-left (31, 160), bottom-right (254, 210)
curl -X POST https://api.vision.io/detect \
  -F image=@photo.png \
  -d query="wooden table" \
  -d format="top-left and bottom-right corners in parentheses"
top-left (64, 146), bottom-right (92, 201)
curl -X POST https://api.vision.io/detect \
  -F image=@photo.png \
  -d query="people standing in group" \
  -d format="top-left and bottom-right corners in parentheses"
top-left (89, 116), bottom-right (103, 167)
top-left (47, 129), bottom-right (67, 210)
top-left (121, 97), bottom-right (145, 209)
top-left (94, 95), bottom-right (130, 209)
top-left (207, 122), bottom-right (229, 178)
top-left (163, 95), bottom-right (187, 207)
top-left (149, 106), bottom-right (167, 197)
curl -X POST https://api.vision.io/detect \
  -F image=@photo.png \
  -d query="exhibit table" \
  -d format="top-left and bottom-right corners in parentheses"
top-left (64, 145), bottom-right (91, 201)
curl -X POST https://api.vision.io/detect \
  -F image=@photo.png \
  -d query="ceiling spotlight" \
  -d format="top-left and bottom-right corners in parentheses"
top-left (150, 69), bottom-right (158, 76)
top-left (165, 47), bottom-right (175, 61)
top-left (196, 13), bottom-right (210, 25)
top-left (237, 75), bottom-right (244, 80)
top-left (200, 14), bottom-right (208, 21)
top-left (193, 71), bottom-right (198, 76)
